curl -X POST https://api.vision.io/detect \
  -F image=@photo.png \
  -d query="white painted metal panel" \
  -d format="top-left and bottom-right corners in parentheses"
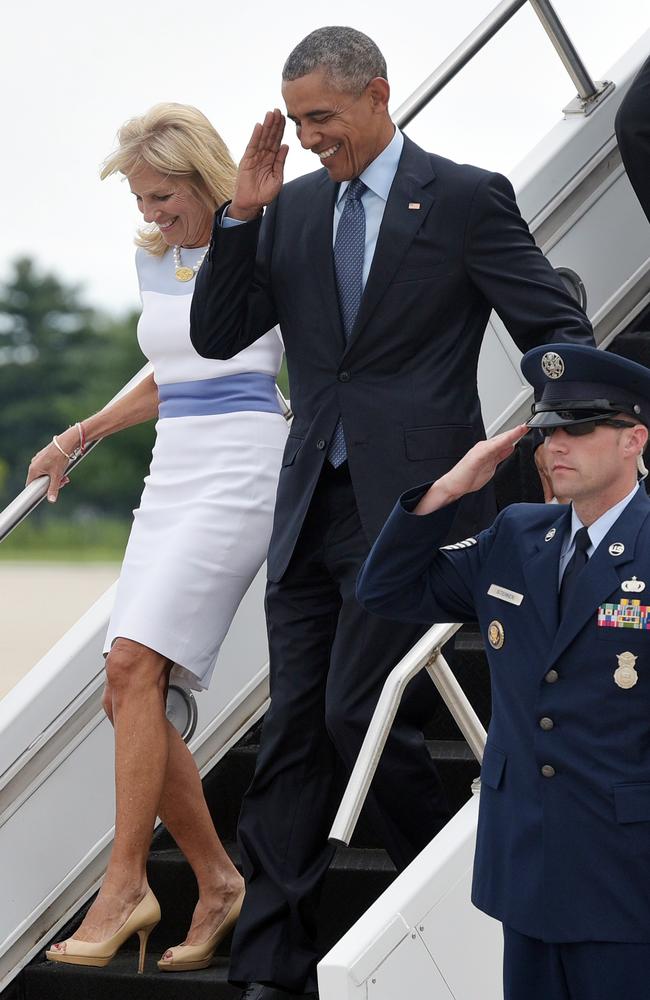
top-left (319, 797), bottom-right (503, 999)
top-left (3, 720), bottom-right (115, 949)
top-left (418, 868), bottom-right (503, 998)
top-left (368, 933), bottom-right (455, 1000)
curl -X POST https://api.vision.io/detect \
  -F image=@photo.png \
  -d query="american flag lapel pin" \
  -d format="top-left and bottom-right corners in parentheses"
top-left (408, 202), bottom-right (421, 210)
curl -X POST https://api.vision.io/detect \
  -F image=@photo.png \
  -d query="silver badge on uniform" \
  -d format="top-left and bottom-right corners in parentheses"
top-left (541, 352), bottom-right (565, 379)
top-left (488, 584), bottom-right (523, 606)
top-left (609, 542), bottom-right (625, 557)
top-left (614, 651), bottom-right (638, 689)
top-left (622, 577), bottom-right (645, 593)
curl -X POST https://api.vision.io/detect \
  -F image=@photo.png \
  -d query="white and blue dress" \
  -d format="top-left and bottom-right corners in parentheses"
top-left (104, 245), bottom-right (287, 690)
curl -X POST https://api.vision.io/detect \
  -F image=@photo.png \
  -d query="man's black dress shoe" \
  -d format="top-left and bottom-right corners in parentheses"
top-left (239, 984), bottom-right (318, 1000)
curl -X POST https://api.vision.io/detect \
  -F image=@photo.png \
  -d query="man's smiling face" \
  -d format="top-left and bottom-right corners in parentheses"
top-left (281, 69), bottom-right (393, 183)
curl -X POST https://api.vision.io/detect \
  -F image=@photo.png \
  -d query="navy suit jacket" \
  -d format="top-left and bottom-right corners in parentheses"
top-left (190, 134), bottom-right (593, 581)
top-left (616, 55), bottom-right (650, 224)
top-left (358, 485), bottom-right (650, 942)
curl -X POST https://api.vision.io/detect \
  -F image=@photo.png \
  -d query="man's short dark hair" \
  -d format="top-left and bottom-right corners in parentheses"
top-left (282, 26), bottom-right (388, 95)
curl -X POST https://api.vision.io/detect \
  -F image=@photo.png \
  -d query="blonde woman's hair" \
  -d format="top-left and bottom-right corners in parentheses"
top-left (101, 102), bottom-right (237, 256)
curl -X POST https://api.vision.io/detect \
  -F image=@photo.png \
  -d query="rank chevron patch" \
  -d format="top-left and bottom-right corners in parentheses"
top-left (441, 537), bottom-right (477, 551)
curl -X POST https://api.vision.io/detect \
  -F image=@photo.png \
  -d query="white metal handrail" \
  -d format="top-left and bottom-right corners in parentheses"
top-left (329, 622), bottom-right (487, 847)
top-left (393, 0), bottom-right (613, 128)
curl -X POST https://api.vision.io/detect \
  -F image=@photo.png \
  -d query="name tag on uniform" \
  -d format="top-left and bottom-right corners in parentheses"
top-left (488, 584), bottom-right (523, 606)
top-left (598, 599), bottom-right (650, 630)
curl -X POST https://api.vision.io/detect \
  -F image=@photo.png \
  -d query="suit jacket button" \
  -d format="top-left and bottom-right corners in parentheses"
top-left (541, 764), bottom-right (556, 778)
top-left (316, 439), bottom-right (326, 450)
top-left (539, 717), bottom-right (554, 731)
top-left (544, 669), bottom-right (559, 684)
top-left (338, 370), bottom-right (350, 382)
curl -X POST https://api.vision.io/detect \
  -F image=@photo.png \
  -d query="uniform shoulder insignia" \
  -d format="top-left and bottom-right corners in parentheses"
top-left (441, 537), bottom-right (477, 551)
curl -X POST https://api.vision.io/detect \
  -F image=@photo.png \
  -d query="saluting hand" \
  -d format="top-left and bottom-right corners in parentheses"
top-left (229, 109), bottom-right (289, 221)
top-left (415, 425), bottom-right (530, 515)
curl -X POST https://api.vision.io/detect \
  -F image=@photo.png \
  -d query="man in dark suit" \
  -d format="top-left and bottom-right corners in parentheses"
top-left (190, 26), bottom-right (593, 999)
top-left (616, 54), bottom-right (650, 223)
top-left (358, 343), bottom-right (650, 1000)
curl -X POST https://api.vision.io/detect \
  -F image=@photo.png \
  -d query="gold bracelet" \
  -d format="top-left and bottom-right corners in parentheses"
top-left (52, 435), bottom-right (72, 461)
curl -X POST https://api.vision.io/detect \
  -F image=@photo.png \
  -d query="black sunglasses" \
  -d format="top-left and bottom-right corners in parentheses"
top-left (540, 417), bottom-right (638, 439)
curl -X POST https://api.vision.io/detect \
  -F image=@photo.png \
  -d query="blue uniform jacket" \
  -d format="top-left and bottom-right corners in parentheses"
top-left (357, 485), bottom-right (650, 943)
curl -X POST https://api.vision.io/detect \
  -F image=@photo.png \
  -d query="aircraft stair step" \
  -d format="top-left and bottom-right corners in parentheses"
top-left (146, 844), bottom-right (397, 956)
top-left (152, 735), bottom-right (480, 856)
top-left (21, 952), bottom-right (240, 1000)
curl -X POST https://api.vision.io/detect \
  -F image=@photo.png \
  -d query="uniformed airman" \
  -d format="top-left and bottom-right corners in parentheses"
top-left (357, 343), bottom-right (650, 1000)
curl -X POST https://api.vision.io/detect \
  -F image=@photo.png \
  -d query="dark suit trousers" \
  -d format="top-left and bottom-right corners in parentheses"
top-left (503, 926), bottom-right (650, 1000)
top-left (229, 462), bottom-right (450, 993)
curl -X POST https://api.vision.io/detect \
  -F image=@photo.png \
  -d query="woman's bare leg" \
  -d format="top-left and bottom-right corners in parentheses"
top-left (52, 638), bottom-right (242, 950)
top-left (51, 638), bottom-right (172, 947)
top-left (158, 723), bottom-right (243, 950)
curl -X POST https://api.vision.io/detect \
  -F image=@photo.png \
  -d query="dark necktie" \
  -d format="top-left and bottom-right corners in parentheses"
top-left (328, 178), bottom-right (367, 468)
top-left (559, 526), bottom-right (591, 616)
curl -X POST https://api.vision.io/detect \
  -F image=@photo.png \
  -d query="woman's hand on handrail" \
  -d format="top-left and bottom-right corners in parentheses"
top-left (26, 373), bottom-right (160, 504)
top-left (26, 429), bottom-right (78, 503)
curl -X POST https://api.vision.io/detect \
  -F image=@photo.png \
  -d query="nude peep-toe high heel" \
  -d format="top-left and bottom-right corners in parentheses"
top-left (46, 888), bottom-right (161, 974)
top-left (157, 888), bottom-right (244, 972)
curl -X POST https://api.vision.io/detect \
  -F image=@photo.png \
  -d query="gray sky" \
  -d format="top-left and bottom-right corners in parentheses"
top-left (2, 0), bottom-right (648, 314)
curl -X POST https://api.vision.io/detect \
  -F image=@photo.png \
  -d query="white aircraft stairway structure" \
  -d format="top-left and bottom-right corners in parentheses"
top-left (1, 5), bottom-right (649, 994)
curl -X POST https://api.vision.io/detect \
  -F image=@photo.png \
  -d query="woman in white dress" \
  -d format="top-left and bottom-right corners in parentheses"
top-left (26, 103), bottom-right (287, 973)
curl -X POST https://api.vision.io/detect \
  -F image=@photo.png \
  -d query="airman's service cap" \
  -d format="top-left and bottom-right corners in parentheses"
top-left (521, 343), bottom-right (650, 430)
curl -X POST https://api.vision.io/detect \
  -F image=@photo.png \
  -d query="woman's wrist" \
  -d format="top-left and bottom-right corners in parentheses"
top-left (55, 423), bottom-right (87, 459)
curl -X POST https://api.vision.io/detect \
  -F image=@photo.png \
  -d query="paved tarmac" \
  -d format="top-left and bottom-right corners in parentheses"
top-left (0, 562), bottom-right (119, 700)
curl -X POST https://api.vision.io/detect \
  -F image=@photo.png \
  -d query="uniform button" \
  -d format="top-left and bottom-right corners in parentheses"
top-left (541, 764), bottom-right (556, 778)
top-left (539, 717), bottom-right (554, 731)
top-left (316, 439), bottom-right (326, 450)
top-left (544, 669), bottom-right (559, 684)
top-left (338, 370), bottom-right (350, 382)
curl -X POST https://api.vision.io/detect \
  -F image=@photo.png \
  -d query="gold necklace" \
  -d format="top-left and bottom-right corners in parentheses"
top-left (172, 244), bottom-right (208, 282)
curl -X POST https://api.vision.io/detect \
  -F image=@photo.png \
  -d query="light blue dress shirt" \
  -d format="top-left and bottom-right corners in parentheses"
top-left (333, 127), bottom-right (403, 288)
top-left (558, 483), bottom-right (640, 586)
top-left (222, 127), bottom-right (404, 293)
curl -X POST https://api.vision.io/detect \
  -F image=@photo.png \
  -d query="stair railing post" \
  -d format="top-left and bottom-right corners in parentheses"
top-left (329, 622), bottom-right (488, 847)
top-left (528, 0), bottom-right (614, 113)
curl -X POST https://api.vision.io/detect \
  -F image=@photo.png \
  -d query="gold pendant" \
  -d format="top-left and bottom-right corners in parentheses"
top-left (175, 266), bottom-right (195, 282)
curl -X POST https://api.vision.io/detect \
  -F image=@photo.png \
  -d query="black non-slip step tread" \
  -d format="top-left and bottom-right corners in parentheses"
top-left (429, 739), bottom-right (477, 760)
top-left (23, 952), bottom-right (239, 999)
top-left (453, 632), bottom-right (486, 651)
top-left (221, 738), bottom-right (476, 761)
top-left (149, 842), bottom-right (395, 873)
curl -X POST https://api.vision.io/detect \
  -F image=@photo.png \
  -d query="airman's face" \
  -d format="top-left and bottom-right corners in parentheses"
top-left (543, 420), bottom-right (646, 501)
top-left (281, 70), bottom-right (393, 183)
